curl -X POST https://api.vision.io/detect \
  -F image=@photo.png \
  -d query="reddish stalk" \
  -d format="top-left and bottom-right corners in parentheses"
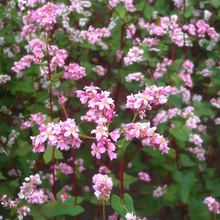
top-left (0, 138), bottom-right (20, 180)
top-left (71, 146), bottom-right (80, 220)
top-left (120, 156), bottom-right (124, 203)
top-left (45, 41), bottom-right (57, 200)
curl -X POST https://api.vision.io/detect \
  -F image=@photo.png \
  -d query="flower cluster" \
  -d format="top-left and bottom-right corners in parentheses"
top-left (126, 85), bottom-right (171, 119)
top-left (153, 58), bottom-right (172, 79)
top-left (179, 60), bottom-right (194, 87)
top-left (31, 118), bottom-right (82, 152)
top-left (138, 172), bottom-right (151, 182)
top-left (108, 0), bottom-right (136, 13)
top-left (123, 122), bottom-right (170, 154)
top-left (92, 173), bottom-right (113, 201)
top-left (125, 72), bottom-right (145, 85)
top-left (62, 63), bottom-right (86, 80)
top-left (18, 174), bottom-right (47, 204)
top-left (77, 85), bottom-right (119, 160)
top-left (153, 185), bottom-right (167, 198)
top-left (21, 113), bottom-right (46, 130)
top-left (204, 197), bottom-right (220, 214)
top-left (124, 47), bottom-right (145, 66)
top-left (22, 3), bottom-right (61, 33)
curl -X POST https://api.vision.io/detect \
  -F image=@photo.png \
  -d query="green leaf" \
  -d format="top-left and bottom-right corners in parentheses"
top-left (123, 173), bottom-right (138, 187)
top-left (0, 172), bottom-right (6, 180)
top-left (124, 193), bottom-right (136, 214)
top-left (169, 127), bottom-right (188, 141)
top-left (10, 77), bottom-right (35, 94)
top-left (211, 0), bottom-right (220, 8)
top-left (174, 171), bottom-right (195, 203)
top-left (43, 146), bottom-right (63, 164)
top-left (111, 194), bottom-right (126, 219)
top-left (117, 139), bottom-right (130, 157)
top-left (180, 154), bottom-right (196, 167)
top-left (144, 4), bottom-right (153, 20)
top-left (48, 204), bottom-right (84, 217)
top-left (14, 140), bottom-right (32, 156)
top-left (135, 1), bottom-right (145, 11)
top-left (141, 43), bottom-right (150, 60)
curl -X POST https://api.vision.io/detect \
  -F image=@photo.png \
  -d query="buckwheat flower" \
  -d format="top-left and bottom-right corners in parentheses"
top-left (189, 134), bottom-right (203, 147)
top-left (126, 23), bottom-right (136, 39)
top-left (153, 185), bottom-right (167, 197)
top-left (91, 126), bottom-right (108, 141)
top-left (58, 95), bottom-right (67, 105)
top-left (138, 172), bottom-right (151, 182)
top-left (91, 143), bottom-right (106, 159)
top-left (63, 63), bottom-right (86, 80)
top-left (99, 166), bottom-right (111, 174)
top-left (61, 194), bottom-right (71, 202)
top-left (92, 174), bottom-right (113, 201)
top-left (93, 65), bottom-right (105, 76)
top-left (64, 119), bottom-right (79, 138)
top-left (204, 197), bottom-right (220, 214)
top-left (125, 212), bottom-right (136, 220)
top-left (0, 74), bottom-right (11, 85)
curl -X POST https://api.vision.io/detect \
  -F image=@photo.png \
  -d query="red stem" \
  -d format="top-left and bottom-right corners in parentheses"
top-left (120, 156), bottom-right (124, 204)
top-left (0, 138), bottom-right (20, 180)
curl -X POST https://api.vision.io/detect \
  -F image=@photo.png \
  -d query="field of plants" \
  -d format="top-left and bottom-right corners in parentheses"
top-left (0, 0), bottom-right (220, 219)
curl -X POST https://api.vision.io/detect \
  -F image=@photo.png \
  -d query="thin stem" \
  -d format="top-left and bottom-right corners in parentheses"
top-left (52, 146), bottom-right (57, 199)
top-left (79, 134), bottom-right (96, 140)
top-left (71, 145), bottom-right (80, 220)
top-left (120, 156), bottom-right (124, 204)
top-left (103, 198), bottom-right (106, 220)
top-left (0, 138), bottom-right (20, 180)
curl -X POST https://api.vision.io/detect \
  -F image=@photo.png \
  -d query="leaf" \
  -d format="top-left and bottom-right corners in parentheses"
top-left (123, 173), bottom-right (138, 187)
top-left (141, 43), bottom-right (150, 60)
top-left (211, 0), bottom-right (220, 8)
top-left (135, 1), bottom-right (145, 11)
top-left (173, 171), bottom-right (195, 203)
top-left (10, 77), bottom-right (35, 94)
top-left (124, 193), bottom-right (136, 214)
top-left (0, 172), bottom-right (6, 180)
top-left (180, 154), bottom-right (196, 167)
top-left (117, 139), bottom-right (130, 157)
top-left (144, 4), bottom-right (153, 20)
top-left (111, 194), bottom-right (126, 219)
top-left (43, 146), bottom-right (63, 164)
top-left (48, 204), bottom-right (84, 217)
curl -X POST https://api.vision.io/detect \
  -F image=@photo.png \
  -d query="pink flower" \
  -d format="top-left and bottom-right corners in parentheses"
top-left (91, 143), bottom-right (106, 159)
top-left (138, 172), bottom-right (151, 182)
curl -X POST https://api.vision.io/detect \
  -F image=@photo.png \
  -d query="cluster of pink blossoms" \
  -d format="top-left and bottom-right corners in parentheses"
top-left (179, 60), bottom-right (194, 87)
top-left (189, 134), bottom-right (203, 147)
top-left (123, 122), bottom-right (169, 154)
top-left (18, 174), bottom-right (47, 204)
top-left (12, 39), bottom-right (68, 76)
top-left (210, 98), bottom-right (220, 109)
top-left (0, 194), bottom-right (30, 220)
top-left (21, 112), bottom-right (46, 130)
top-left (204, 197), bottom-right (220, 214)
top-left (18, 0), bottom-right (46, 11)
top-left (138, 172), bottom-right (151, 182)
top-left (92, 174), bottom-right (113, 201)
top-left (80, 26), bottom-right (111, 45)
top-left (126, 85), bottom-right (171, 119)
top-left (124, 47), bottom-right (145, 66)
top-left (125, 72), bottom-right (145, 85)
top-left (153, 58), bottom-right (172, 79)
top-left (93, 65), bottom-right (105, 76)
top-left (31, 118), bottom-right (82, 153)
top-left (62, 63), bottom-right (86, 80)
top-left (153, 185), bottom-right (167, 198)
top-left (108, 0), bottom-right (135, 12)
top-left (187, 147), bottom-right (205, 161)
top-left (77, 85), bottom-right (120, 160)
top-left (22, 3), bottom-right (61, 34)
